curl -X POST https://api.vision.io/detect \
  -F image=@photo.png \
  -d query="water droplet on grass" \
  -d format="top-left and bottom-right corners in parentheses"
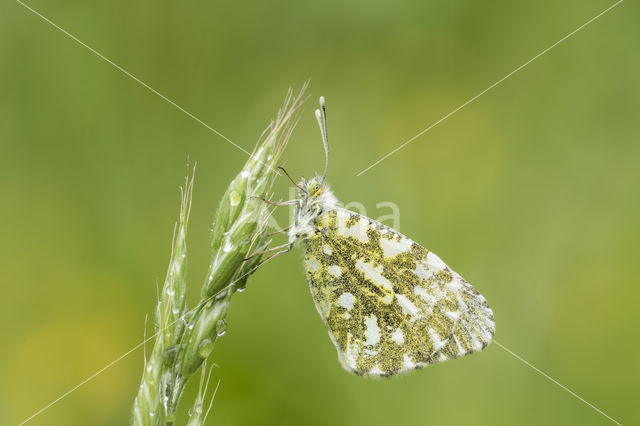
top-left (198, 339), bottom-right (214, 357)
top-left (216, 319), bottom-right (227, 336)
top-left (230, 190), bottom-right (241, 206)
top-left (223, 237), bottom-right (233, 253)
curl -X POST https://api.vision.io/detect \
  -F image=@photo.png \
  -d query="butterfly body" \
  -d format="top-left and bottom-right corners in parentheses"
top-left (289, 176), bottom-right (495, 376)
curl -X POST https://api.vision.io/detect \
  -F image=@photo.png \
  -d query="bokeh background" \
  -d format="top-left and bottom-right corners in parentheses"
top-left (1, 0), bottom-right (639, 425)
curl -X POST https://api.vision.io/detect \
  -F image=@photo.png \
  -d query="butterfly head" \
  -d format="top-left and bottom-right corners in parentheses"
top-left (306, 176), bottom-right (325, 199)
top-left (296, 175), bottom-right (338, 211)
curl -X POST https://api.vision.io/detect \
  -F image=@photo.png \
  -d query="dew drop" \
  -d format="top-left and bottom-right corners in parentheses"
top-left (223, 237), bottom-right (233, 253)
top-left (216, 319), bottom-right (227, 337)
top-left (235, 278), bottom-right (247, 293)
top-left (198, 338), bottom-right (214, 358)
top-left (229, 190), bottom-right (241, 206)
top-left (188, 405), bottom-right (203, 417)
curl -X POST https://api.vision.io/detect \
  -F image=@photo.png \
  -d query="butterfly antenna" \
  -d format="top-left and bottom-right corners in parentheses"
top-left (315, 96), bottom-right (329, 182)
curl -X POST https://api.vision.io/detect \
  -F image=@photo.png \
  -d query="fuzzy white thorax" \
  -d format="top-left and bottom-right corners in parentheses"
top-left (288, 176), bottom-right (338, 245)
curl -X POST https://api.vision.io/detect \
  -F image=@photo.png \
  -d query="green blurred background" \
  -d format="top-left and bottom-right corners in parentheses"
top-left (1, 0), bottom-right (639, 425)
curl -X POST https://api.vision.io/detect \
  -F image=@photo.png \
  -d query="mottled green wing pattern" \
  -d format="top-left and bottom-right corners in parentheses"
top-left (303, 208), bottom-right (495, 376)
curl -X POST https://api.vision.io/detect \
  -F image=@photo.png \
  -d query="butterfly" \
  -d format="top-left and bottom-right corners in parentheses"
top-left (277, 97), bottom-right (495, 377)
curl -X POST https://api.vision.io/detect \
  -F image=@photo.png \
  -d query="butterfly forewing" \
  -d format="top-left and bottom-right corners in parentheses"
top-left (303, 208), bottom-right (495, 376)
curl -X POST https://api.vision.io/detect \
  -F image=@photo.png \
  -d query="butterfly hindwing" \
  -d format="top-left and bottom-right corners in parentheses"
top-left (303, 208), bottom-right (495, 376)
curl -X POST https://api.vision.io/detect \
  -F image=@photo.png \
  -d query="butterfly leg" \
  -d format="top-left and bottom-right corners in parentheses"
top-left (250, 196), bottom-right (299, 207)
top-left (267, 225), bottom-right (291, 237)
top-left (240, 243), bottom-right (293, 277)
top-left (244, 242), bottom-right (291, 261)
top-left (250, 243), bottom-right (293, 270)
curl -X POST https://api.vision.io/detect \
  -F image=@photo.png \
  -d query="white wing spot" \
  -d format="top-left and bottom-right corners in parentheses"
top-left (445, 275), bottom-right (464, 291)
top-left (364, 315), bottom-right (380, 346)
top-left (337, 293), bottom-right (354, 311)
top-left (396, 293), bottom-right (420, 317)
top-left (364, 348), bottom-right (378, 357)
top-left (414, 286), bottom-right (437, 307)
top-left (337, 210), bottom-right (369, 243)
top-left (380, 237), bottom-right (410, 258)
top-left (323, 245), bottom-right (332, 255)
top-left (328, 265), bottom-right (342, 277)
top-left (355, 259), bottom-right (393, 291)
top-left (453, 336), bottom-right (464, 355)
top-left (480, 323), bottom-right (494, 342)
top-left (342, 334), bottom-right (359, 370)
top-left (391, 328), bottom-right (404, 345)
top-left (306, 256), bottom-right (320, 273)
top-left (414, 263), bottom-right (433, 280)
top-left (445, 311), bottom-right (461, 322)
top-left (370, 365), bottom-right (383, 374)
top-left (429, 328), bottom-right (447, 351)
top-left (402, 354), bottom-right (416, 369)
top-left (426, 252), bottom-right (447, 272)
top-left (470, 332), bottom-right (483, 351)
top-left (318, 298), bottom-right (331, 317)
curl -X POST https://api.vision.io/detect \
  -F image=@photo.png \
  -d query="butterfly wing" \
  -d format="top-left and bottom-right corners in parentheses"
top-left (303, 208), bottom-right (495, 376)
